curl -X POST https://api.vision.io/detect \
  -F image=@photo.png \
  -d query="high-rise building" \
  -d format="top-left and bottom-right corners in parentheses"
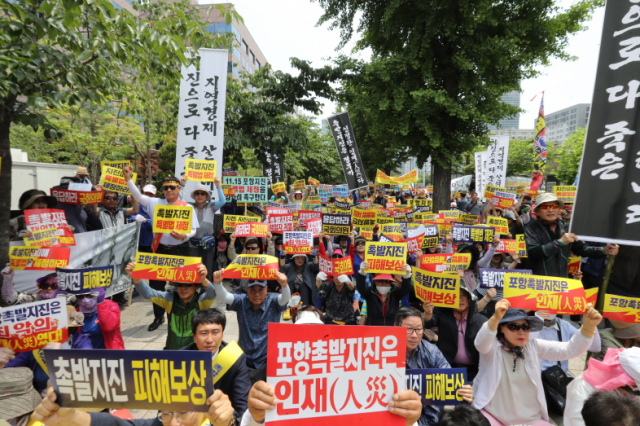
top-left (542, 103), bottom-right (590, 144)
top-left (489, 128), bottom-right (535, 140)
top-left (488, 90), bottom-right (521, 130)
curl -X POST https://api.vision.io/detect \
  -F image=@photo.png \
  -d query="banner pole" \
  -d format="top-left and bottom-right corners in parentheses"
top-left (595, 254), bottom-right (615, 312)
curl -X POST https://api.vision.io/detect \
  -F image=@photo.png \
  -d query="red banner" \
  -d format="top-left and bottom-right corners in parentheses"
top-left (131, 252), bottom-right (201, 283)
top-left (50, 188), bottom-right (104, 205)
top-left (268, 214), bottom-right (294, 233)
top-left (496, 239), bottom-right (517, 254)
top-left (503, 273), bottom-right (589, 315)
top-left (222, 255), bottom-right (280, 280)
top-left (234, 222), bottom-right (269, 238)
top-left (318, 254), bottom-right (354, 277)
top-left (9, 246), bottom-right (70, 270)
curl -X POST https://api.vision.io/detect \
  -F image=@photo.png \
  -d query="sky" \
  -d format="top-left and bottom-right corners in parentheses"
top-left (203, 0), bottom-right (606, 129)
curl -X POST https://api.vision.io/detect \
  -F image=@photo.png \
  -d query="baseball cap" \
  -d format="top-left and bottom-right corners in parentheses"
top-left (143, 184), bottom-right (157, 195)
top-left (373, 274), bottom-right (394, 281)
top-left (247, 280), bottom-right (267, 288)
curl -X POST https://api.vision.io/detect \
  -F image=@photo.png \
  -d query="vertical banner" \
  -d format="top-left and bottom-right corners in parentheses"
top-left (328, 112), bottom-right (368, 191)
top-left (474, 151), bottom-right (487, 199)
top-left (263, 148), bottom-right (285, 190)
top-left (532, 94), bottom-right (547, 174)
top-left (571, 2), bottom-right (640, 245)
top-left (485, 136), bottom-right (509, 193)
top-left (175, 49), bottom-right (228, 202)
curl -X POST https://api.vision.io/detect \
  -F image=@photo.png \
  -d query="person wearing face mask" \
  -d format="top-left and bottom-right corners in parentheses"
top-left (356, 261), bottom-right (413, 326)
top-left (315, 271), bottom-right (356, 325)
top-left (0, 269), bottom-right (75, 306)
top-left (72, 287), bottom-right (124, 350)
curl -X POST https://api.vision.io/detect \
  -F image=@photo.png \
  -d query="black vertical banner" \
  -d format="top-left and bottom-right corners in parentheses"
top-left (262, 146), bottom-right (285, 190)
top-left (328, 112), bottom-right (368, 191)
top-left (571, 1), bottom-right (640, 246)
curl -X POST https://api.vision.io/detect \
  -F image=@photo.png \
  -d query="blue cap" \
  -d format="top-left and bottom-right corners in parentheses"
top-left (247, 280), bottom-right (267, 287)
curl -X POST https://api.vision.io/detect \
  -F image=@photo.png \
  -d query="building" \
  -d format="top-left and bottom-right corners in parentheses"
top-left (542, 103), bottom-right (590, 144)
top-left (490, 128), bottom-right (535, 140)
top-left (488, 90), bottom-right (521, 130)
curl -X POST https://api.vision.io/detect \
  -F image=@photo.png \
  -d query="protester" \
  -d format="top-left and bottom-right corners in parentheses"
top-left (189, 179), bottom-right (226, 269)
top-left (454, 243), bottom-right (480, 293)
top-left (315, 271), bottom-right (356, 324)
top-left (288, 185), bottom-right (309, 210)
top-left (472, 299), bottom-right (602, 426)
top-left (0, 367), bottom-right (42, 423)
top-left (280, 252), bottom-right (319, 306)
top-left (212, 270), bottom-right (290, 383)
top-left (52, 177), bottom-right (103, 233)
top-left (71, 287), bottom-right (124, 350)
top-left (524, 193), bottom-right (618, 277)
top-left (373, 188), bottom-right (387, 206)
top-left (456, 192), bottom-right (469, 212)
top-left (125, 262), bottom-right (214, 349)
top-left (464, 191), bottom-right (483, 216)
top-left (228, 233), bottom-right (275, 262)
top-left (181, 308), bottom-right (250, 422)
top-left (356, 262), bottom-right (413, 326)
top-left (396, 307), bottom-right (473, 425)
top-left (581, 389), bottom-right (640, 426)
top-left (9, 189), bottom-right (69, 239)
top-left (128, 184), bottom-right (156, 251)
top-left (98, 190), bottom-right (138, 229)
top-left (437, 405), bottom-right (491, 426)
top-left (1, 268), bottom-right (66, 305)
top-left (73, 166), bottom-right (92, 184)
top-left (592, 320), bottom-right (640, 361)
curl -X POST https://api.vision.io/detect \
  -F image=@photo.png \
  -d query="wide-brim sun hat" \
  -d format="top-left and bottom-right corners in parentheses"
top-left (610, 320), bottom-right (640, 339)
top-left (76, 166), bottom-right (89, 175)
top-left (20, 191), bottom-right (58, 210)
top-left (0, 367), bottom-right (43, 420)
top-left (534, 193), bottom-right (560, 211)
top-left (291, 253), bottom-right (308, 259)
top-left (190, 184), bottom-right (211, 201)
top-left (498, 308), bottom-right (543, 332)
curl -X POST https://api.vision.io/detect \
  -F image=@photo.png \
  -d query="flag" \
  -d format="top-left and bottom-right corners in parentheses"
top-left (532, 94), bottom-right (547, 175)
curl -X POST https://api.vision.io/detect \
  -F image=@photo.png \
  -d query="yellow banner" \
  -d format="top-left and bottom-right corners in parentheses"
top-left (377, 216), bottom-right (395, 225)
top-left (307, 195), bottom-right (321, 206)
top-left (185, 159), bottom-right (217, 182)
top-left (352, 208), bottom-right (378, 228)
top-left (440, 210), bottom-right (460, 221)
top-left (516, 234), bottom-right (527, 258)
top-left (308, 177), bottom-right (320, 187)
top-left (375, 169), bottom-right (419, 185)
top-left (503, 273), bottom-right (587, 314)
top-left (602, 294), bottom-right (640, 324)
top-left (100, 160), bottom-right (131, 172)
top-left (487, 217), bottom-right (509, 234)
top-left (380, 223), bottom-right (403, 242)
top-left (459, 214), bottom-right (480, 224)
top-left (484, 185), bottom-right (506, 200)
top-left (407, 199), bottom-right (431, 208)
top-left (421, 236), bottom-right (439, 249)
top-left (364, 241), bottom-right (407, 274)
top-left (100, 166), bottom-right (137, 195)
top-left (293, 179), bottom-right (306, 190)
top-left (152, 205), bottom-right (192, 234)
top-left (271, 182), bottom-right (286, 194)
top-left (413, 267), bottom-right (460, 308)
top-left (212, 341), bottom-right (244, 385)
top-left (23, 227), bottom-right (74, 247)
top-left (359, 227), bottom-right (375, 240)
top-left (553, 185), bottom-right (576, 203)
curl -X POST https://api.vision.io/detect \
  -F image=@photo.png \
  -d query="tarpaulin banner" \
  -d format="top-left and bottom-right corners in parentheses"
top-left (458, 214), bottom-right (480, 224)
top-left (100, 160), bottom-right (131, 172)
top-left (352, 208), bottom-right (378, 228)
top-left (503, 272), bottom-right (589, 315)
top-left (487, 217), bottom-right (509, 235)
top-left (307, 195), bottom-right (321, 206)
top-left (271, 182), bottom-right (286, 194)
top-left (440, 210), bottom-right (460, 221)
top-left (318, 254), bottom-right (354, 277)
top-left (412, 267), bottom-right (460, 308)
top-left (306, 218), bottom-right (322, 237)
top-left (131, 252), bottom-right (201, 283)
top-left (332, 186), bottom-right (349, 198)
top-left (364, 241), bottom-right (407, 274)
top-left (419, 254), bottom-right (471, 274)
top-left (475, 151), bottom-right (487, 202)
top-left (263, 149), bottom-right (285, 190)
top-left (554, 186), bottom-right (576, 203)
top-left (322, 214), bottom-right (352, 236)
top-left (265, 323), bottom-right (406, 426)
top-left (234, 222), bottom-right (269, 238)
top-left (375, 169), bottom-right (418, 185)
top-left (9, 246), bottom-right (70, 270)
top-left (57, 265), bottom-right (115, 292)
top-left (223, 215), bottom-right (256, 233)
top-left (484, 185), bottom-right (507, 200)
top-left (485, 136), bottom-right (509, 194)
top-left (602, 294), bottom-right (640, 324)
top-left (50, 188), bottom-right (104, 205)
top-left (328, 112), bottom-right (369, 191)
top-left (568, 256), bottom-right (582, 275)
top-left (100, 166), bottom-right (137, 195)
top-left (496, 239), bottom-right (517, 254)
top-left (298, 210), bottom-right (322, 228)
top-left (478, 268), bottom-right (532, 289)
top-left (24, 227), bottom-right (74, 248)
top-left (0, 299), bottom-right (68, 352)
top-left (516, 234), bottom-right (528, 258)
top-left (283, 231), bottom-right (313, 255)
top-left (184, 158), bottom-right (217, 181)
top-left (223, 177), bottom-right (269, 203)
top-left (406, 368), bottom-right (467, 406)
top-left (152, 205), bottom-right (192, 234)
top-left (222, 254), bottom-right (279, 280)
top-left (44, 349), bottom-right (213, 411)
top-left (268, 214), bottom-right (295, 233)
top-left (451, 225), bottom-right (494, 244)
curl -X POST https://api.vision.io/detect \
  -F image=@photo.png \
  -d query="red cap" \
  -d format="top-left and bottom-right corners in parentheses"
top-left (373, 274), bottom-right (394, 281)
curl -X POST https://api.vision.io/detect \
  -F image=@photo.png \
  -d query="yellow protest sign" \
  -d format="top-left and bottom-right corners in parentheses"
top-left (364, 241), bottom-right (407, 274)
top-left (377, 216), bottom-right (395, 225)
top-left (152, 205), bottom-right (192, 234)
top-left (421, 236), bottom-right (439, 249)
top-left (221, 184), bottom-right (236, 196)
top-left (387, 196), bottom-right (397, 203)
top-left (516, 234), bottom-right (527, 258)
top-left (131, 252), bottom-right (201, 283)
top-left (271, 182), bottom-right (286, 194)
top-left (553, 186), bottom-right (576, 203)
top-left (359, 227), bottom-right (375, 240)
top-left (23, 227), bottom-right (63, 248)
top-left (503, 273), bottom-right (588, 315)
top-left (440, 210), bottom-right (460, 221)
top-left (307, 195), bottom-right (321, 206)
top-left (413, 267), bottom-right (460, 308)
top-left (100, 166), bottom-right (137, 195)
top-left (293, 179), bottom-right (306, 190)
top-left (100, 160), bottom-right (131, 172)
top-left (223, 215), bottom-right (256, 233)
top-left (375, 169), bottom-right (418, 185)
top-left (487, 217), bottom-right (509, 234)
top-left (185, 159), bottom-right (217, 181)
top-left (380, 223), bottom-right (403, 242)
top-left (308, 177), bottom-right (320, 187)
top-left (459, 214), bottom-right (479, 224)
top-left (484, 185), bottom-right (506, 200)
top-left (352, 208), bottom-right (378, 228)
top-left (602, 294), bottom-right (640, 324)
top-left (408, 199), bottom-right (432, 208)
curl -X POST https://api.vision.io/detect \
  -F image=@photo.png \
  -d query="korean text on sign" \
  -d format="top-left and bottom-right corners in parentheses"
top-left (9, 246), bottom-right (70, 270)
top-left (364, 241), bottom-right (407, 274)
top-left (184, 158), bottom-right (217, 182)
top-left (222, 254), bottom-right (280, 280)
top-left (44, 349), bottom-right (213, 411)
top-left (478, 268), bottom-right (532, 289)
top-left (0, 299), bottom-right (68, 352)
top-left (266, 323), bottom-right (406, 426)
top-left (503, 272), bottom-right (588, 315)
top-left (319, 254), bottom-right (354, 277)
top-left (268, 214), bottom-right (294, 233)
top-left (100, 166), bottom-right (137, 195)
top-left (24, 208), bottom-right (76, 246)
top-left (322, 214), bottom-right (352, 236)
top-left (419, 253), bottom-right (471, 274)
top-left (283, 231), bottom-right (313, 255)
top-left (487, 217), bottom-right (509, 235)
top-left (602, 294), bottom-right (640, 324)
top-left (131, 252), bottom-right (201, 284)
top-left (50, 188), bottom-right (104, 205)
top-left (451, 225), bottom-right (494, 244)
top-left (412, 267), bottom-right (460, 308)
top-left (153, 205), bottom-right (193, 234)
top-left (234, 222), bottom-right (269, 238)
top-left (406, 368), bottom-right (467, 406)
top-left (223, 215), bottom-right (255, 233)
top-left (223, 177), bottom-right (269, 203)
top-left (57, 266), bottom-right (115, 292)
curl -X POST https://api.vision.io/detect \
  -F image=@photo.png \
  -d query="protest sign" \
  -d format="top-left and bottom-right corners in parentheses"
top-left (406, 369), bottom-right (467, 406)
top-left (50, 188), bottom-right (104, 205)
top-left (440, 210), bottom-right (460, 221)
top-left (271, 182), bottom-right (286, 194)
top-left (10, 246), bottom-right (70, 270)
top-left (421, 236), bottom-right (439, 249)
top-left (222, 177), bottom-right (269, 203)
top-left (458, 214), bottom-right (480, 224)
top-left (484, 184), bottom-right (506, 201)
top-left (267, 206), bottom-right (290, 215)
top-left (305, 218), bottom-right (322, 237)
top-left (57, 266), bottom-right (115, 292)
top-left (152, 205), bottom-right (192, 234)
top-left (23, 227), bottom-right (72, 248)
top-left (308, 177), bottom-right (320, 187)
top-left (380, 223), bottom-right (403, 242)
top-left (516, 234), bottom-right (528, 258)
top-left (322, 214), bottom-right (352, 236)
top-left (407, 199), bottom-right (431, 209)
top-left (503, 272), bottom-right (589, 315)
top-left (100, 160), bottom-right (131, 172)
top-left (234, 222), bottom-right (269, 238)
top-left (375, 169), bottom-right (418, 185)
top-left (495, 239), bottom-right (517, 254)
top-left (478, 268), bottom-right (532, 289)
top-left (359, 227), bottom-right (375, 240)
top-left (484, 136), bottom-right (509, 193)
top-left (293, 179), bottom-right (306, 191)
top-left (0, 299), bottom-right (67, 352)
top-left (328, 112), bottom-right (369, 191)
top-left (222, 254), bottom-right (279, 280)
top-left (223, 215), bottom-right (255, 233)
top-left (283, 231), bottom-right (313, 255)
top-left (554, 186), bottom-right (576, 203)
top-left (403, 234), bottom-right (423, 253)
top-left (318, 254), bottom-right (354, 277)
top-left (451, 225), bottom-right (494, 244)
top-left (24, 208), bottom-right (76, 246)
top-left (221, 184), bottom-right (236, 197)
top-left (364, 241), bottom-right (407, 274)
top-left (493, 191), bottom-right (517, 209)
top-left (568, 257), bottom-right (582, 275)
top-left (100, 166), bottom-right (136, 195)
top-left (298, 210), bottom-right (322, 227)
top-left (602, 294), bottom-right (640, 324)
top-left (332, 186), bottom-right (349, 198)
top-left (352, 208), bottom-right (378, 228)
top-left (307, 195), bottom-right (321, 206)
top-left (266, 323), bottom-right (406, 426)
top-left (377, 216), bottom-right (395, 226)
top-left (45, 349), bottom-right (213, 411)
top-left (131, 253), bottom-right (201, 283)
top-left (268, 214), bottom-right (295, 233)
top-left (419, 253), bottom-right (471, 274)
top-left (184, 158), bottom-right (217, 181)
top-left (412, 267), bottom-right (460, 308)
top-left (358, 200), bottom-right (372, 209)
top-left (474, 151), bottom-right (488, 200)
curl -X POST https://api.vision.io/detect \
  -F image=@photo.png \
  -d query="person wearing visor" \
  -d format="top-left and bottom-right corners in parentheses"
top-left (71, 287), bottom-right (124, 350)
top-left (356, 261), bottom-right (413, 326)
top-left (472, 299), bottom-right (603, 426)
top-left (0, 269), bottom-right (65, 305)
top-left (524, 193), bottom-right (618, 278)
top-left (9, 189), bottom-right (69, 240)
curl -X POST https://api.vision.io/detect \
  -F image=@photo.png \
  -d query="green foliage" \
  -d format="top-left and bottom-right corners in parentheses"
top-left (550, 127), bottom-right (585, 184)
top-left (507, 138), bottom-right (536, 177)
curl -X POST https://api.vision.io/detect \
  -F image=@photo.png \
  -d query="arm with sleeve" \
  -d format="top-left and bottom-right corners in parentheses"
top-left (278, 286), bottom-right (292, 306)
top-left (197, 282), bottom-right (217, 308)
top-left (477, 245), bottom-right (496, 268)
top-left (135, 280), bottom-right (171, 311)
top-left (212, 186), bottom-right (227, 211)
top-left (214, 282), bottom-right (236, 305)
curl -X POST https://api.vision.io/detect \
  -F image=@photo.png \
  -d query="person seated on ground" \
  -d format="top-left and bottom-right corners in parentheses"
top-left (315, 271), bottom-right (356, 325)
top-left (437, 404), bottom-right (490, 426)
top-left (357, 262), bottom-right (413, 326)
top-left (181, 308), bottom-right (250, 423)
top-left (422, 283), bottom-right (488, 382)
top-left (125, 262), bottom-right (215, 350)
top-left (1, 342), bottom-right (61, 396)
top-left (30, 387), bottom-right (235, 426)
top-left (581, 387), bottom-right (640, 426)
top-left (563, 347), bottom-right (640, 426)
top-left (396, 307), bottom-right (473, 426)
top-left (280, 252), bottom-right (319, 306)
top-left (472, 300), bottom-right (601, 426)
top-left (591, 319), bottom-right (640, 361)
top-left (212, 270), bottom-right (290, 384)
top-left (68, 287), bottom-right (124, 350)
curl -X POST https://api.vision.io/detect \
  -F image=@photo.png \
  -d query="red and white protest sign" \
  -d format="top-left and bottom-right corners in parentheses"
top-left (402, 234), bottom-right (423, 253)
top-left (495, 239), bottom-right (517, 254)
top-left (0, 298), bottom-right (68, 352)
top-left (268, 214), bottom-right (294, 233)
top-left (266, 323), bottom-right (406, 426)
top-left (318, 254), bottom-right (354, 277)
top-left (306, 218), bottom-right (322, 237)
top-left (234, 222), bottom-right (269, 238)
top-left (267, 207), bottom-right (290, 216)
top-left (358, 200), bottom-right (372, 209)
top-left (24, 209), bottom-right (75, 246)
top-left (50, 188), bottom-right (104, 205)
top-left (283, 231), bottom-right (313, 255)
top-left (298, 210), bottom-right (322, 227)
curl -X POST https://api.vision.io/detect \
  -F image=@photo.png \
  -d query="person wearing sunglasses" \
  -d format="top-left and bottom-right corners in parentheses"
top-left (524, 193), bottom-right (618, 278)
top-left (472, 299), bottom-right (602, 426)
top-left (97, 190), bottom-right (138, 229)
top-left (0, 269), bottom-right (72, 306)
top-left (70, 287), bottom-right (124, 350)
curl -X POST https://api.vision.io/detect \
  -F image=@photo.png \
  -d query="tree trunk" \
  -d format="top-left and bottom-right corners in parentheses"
top-left (0, 96), bottom-right (16, 304)
top-left (432, 159), bottom-right (451, 213)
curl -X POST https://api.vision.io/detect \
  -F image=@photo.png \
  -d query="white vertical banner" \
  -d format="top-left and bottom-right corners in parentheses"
top-left (175, 49), bottom-right (228, 203)
top-left (486, 136), bottom-right (509, 190)
top-left (474, 151), bottom-right (487, 200)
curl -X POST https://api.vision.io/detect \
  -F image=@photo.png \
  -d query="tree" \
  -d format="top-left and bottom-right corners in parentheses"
top-left (319, 0), bottom-right (602, 211)
top-left (506, 138), bottom-right (536, 177)
top-left (551, 127), bottom-right (585, 184)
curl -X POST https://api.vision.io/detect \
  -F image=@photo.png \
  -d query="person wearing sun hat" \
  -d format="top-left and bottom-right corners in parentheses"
top-left (0, 367), bottom-right (43, 422)
top-left (74, 166), bottom-right (92, 184)
top-left (524, 192), bottom-right (619, 278)
top-left (9, 189), bottom-right (60, 240)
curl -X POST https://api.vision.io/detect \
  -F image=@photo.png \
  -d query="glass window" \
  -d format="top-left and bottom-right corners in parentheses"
top-left (215, 23), bottom-right (226, 33)
top-left (250, 51), bottom-right (255, 63)
top-left (256, 60), bottom-right (261, 70)
top-left (242, 40), bottom-right (249, 54)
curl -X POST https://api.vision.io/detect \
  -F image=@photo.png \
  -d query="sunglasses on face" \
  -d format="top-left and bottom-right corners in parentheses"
top-left (503, 322), bottom-right (532, 332)
top-left (355, 242), bottom-right (365, 246)
top-left (163, 185), bottom-right (178, 191)
top-left (40, 282), bottom-right (58, 290)
top-left (175, 283), bottom-right (195, 288)
top-left (76, 294), bottom-right (95, 300)
top-left (104, 196), bottom-right (118, 201)
top-left (246, 246), bottom-right (259, 250)
top-left (539, 204), bottom-right (559, 210)
top-left (194, 192), bottom-right (207, 196)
